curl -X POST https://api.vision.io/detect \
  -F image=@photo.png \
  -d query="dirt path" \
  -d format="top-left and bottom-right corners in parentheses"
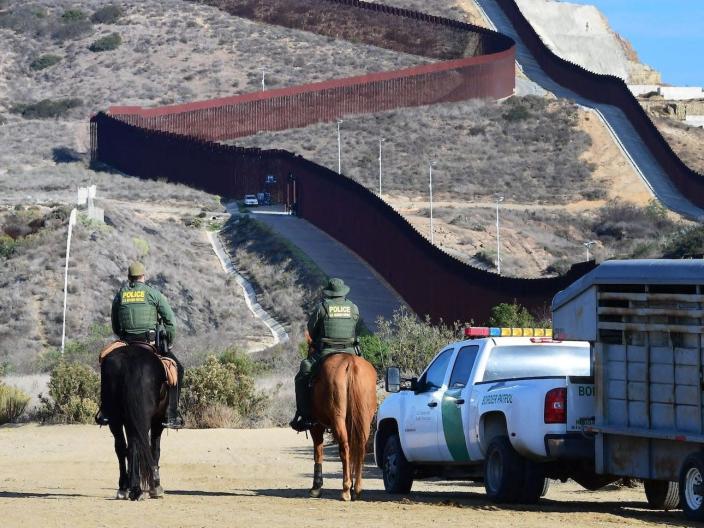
top-left (0, 425), bottom-right (689, 528)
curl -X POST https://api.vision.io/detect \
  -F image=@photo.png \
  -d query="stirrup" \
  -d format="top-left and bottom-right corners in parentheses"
top-left (289, 415), bottom-right (313, 432)
top-left (162, 416), bottom-right (184, 430)
top-left (95, 410), bottom-right (109, 426)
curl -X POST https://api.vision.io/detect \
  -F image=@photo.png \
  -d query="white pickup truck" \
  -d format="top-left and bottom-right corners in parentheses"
top-left (375, 328), bottom-right (611, 503)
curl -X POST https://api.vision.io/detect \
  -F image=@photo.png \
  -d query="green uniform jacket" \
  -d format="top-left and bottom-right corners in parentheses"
top-left (111, 281), bottom-right (176, 344)
top-left (307, 296), bottom-right (361, 355)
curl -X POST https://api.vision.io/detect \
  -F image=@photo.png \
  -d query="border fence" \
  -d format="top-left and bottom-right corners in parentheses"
top-left (92, 0), bottom-right (704, 323)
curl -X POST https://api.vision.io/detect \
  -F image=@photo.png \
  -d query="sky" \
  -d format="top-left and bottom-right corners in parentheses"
top-left (568, 0), bottom-right (704, 86)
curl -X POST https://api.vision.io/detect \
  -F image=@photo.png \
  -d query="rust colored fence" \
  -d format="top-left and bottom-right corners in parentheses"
top-left (493, 0), bottom-right (704, 207)
top-left (108, 0), bottom-right (516, 141)
top-left (91, 112), bottom-right (594, 324)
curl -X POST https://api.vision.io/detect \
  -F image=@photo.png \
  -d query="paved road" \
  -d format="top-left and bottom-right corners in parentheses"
top-left (474, 0), bottom-right (704, 220)
top-left (250, 212), bottom-right (405, 332)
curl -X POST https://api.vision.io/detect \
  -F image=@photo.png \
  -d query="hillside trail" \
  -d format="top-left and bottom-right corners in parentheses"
top-left (0, 424), bottom-right (687, 528)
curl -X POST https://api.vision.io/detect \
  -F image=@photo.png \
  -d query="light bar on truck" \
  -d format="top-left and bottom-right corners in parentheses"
top-left (464, 327), bottom-right (553, 339)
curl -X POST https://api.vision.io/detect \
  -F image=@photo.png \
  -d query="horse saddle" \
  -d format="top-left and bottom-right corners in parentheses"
top-left (98, 340), bottom-right (179, 387)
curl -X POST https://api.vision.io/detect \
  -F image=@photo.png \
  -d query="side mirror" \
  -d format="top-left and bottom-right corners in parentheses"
top-left (385, 367), bottom-right (401, 393)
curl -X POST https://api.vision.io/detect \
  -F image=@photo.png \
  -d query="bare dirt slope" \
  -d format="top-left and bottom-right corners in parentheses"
top-left (0, 424), bottom-right (685, 528)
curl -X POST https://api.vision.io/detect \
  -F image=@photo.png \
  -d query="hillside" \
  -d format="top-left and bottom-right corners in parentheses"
top-left (0, 0), bottom-right (697, 374)
top-left (513, 0), bottom-right (661, 84)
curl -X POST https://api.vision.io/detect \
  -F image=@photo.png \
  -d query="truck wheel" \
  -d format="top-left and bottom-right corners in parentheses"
top-left (519, 459), bottom-right (548, 503)
top-left (382, 434), bottom-right (413, 494)
top-left (484, 436), bottom-right (524, 503)
top-left (680, 452), bottom-right (704, 521)
top-left (644, 479), bottom-right (680, 510)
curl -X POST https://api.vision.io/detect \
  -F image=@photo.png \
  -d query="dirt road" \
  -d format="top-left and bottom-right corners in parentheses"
top-left (0, 425), bottom-right (689, 527)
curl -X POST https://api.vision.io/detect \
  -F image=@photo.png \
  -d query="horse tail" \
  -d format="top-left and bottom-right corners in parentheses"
top-left (123, 363), bottom-right (155, 490)
top-left (346, 358), bottom-right (372, 481)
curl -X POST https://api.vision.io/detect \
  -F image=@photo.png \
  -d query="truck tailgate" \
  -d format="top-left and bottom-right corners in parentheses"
top-left (567, 377), bottom-right (595, 432)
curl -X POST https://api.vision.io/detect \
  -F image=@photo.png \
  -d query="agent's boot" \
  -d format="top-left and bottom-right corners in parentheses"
top-left (290, 371), bottom-right (313, 432)
top-left (289, 413), bottom-right (313, 432)
top-left (94, 408), bottom-right (109, 426)
top-left (162, 385), bottom-right (184, 429)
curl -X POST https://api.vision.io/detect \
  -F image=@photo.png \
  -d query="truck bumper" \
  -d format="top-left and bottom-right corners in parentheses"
top-left (544, 433), bottom-right (594, 460)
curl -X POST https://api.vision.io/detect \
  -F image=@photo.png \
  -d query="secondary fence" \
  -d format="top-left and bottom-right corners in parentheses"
top-left (107, 0), bottom-right (516, 141)
top-left (91, 112), bottom-right (594, 324)
top-left (493, 0), bottom-right (704, 208)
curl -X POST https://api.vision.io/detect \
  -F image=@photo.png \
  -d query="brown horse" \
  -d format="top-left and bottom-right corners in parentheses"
top-left (308, 353), bottom-right (377, 501)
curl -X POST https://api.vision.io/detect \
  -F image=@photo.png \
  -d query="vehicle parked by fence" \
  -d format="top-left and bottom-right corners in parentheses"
top-left (375, 328), bottom-right (611, 504)
top-left (553, 259), bottom-right (704, 519)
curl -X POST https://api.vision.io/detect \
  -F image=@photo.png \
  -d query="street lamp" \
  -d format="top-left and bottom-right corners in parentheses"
top-left (260, 68), bottom-right (267, 91)
top-left (378, 137), bottom-right (385, 195)
top-left (583, 240), bottom-right (597, 261)
top-left (429, 161), bottom-right (436, 245)
top-left (337, 119), bottom-right (343, 174)
top-left (495, 195), bottom-right (504, 275)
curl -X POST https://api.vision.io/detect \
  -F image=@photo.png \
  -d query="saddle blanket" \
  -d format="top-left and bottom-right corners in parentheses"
top-left (98, 340), bottom-right (178, 387)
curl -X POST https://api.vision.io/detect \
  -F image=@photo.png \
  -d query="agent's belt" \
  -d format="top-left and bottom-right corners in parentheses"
top-left (321, 338), bottom-right (355, 349)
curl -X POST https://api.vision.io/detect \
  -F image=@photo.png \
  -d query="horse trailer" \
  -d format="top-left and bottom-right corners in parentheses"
top-left (552, 260), bottom-right (704, 520)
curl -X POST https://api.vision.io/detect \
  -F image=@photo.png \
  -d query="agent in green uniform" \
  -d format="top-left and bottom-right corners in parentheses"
top-left (95, 262), bottom-right (184, 429)
top-left (290, 278), bottom-right (362, 432)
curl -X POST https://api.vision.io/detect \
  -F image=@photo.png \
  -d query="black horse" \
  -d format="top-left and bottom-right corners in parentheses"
top-left (101, 345), bottom-right (168, 500)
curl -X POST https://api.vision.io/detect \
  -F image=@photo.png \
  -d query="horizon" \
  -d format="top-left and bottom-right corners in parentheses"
top-left (567, 0), bottom-right (703, 87)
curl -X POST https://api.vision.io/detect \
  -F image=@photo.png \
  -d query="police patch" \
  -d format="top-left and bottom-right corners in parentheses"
top-left (328, 305), bottom-right (352, 318)
top-left (122, 290), bottom-right (146, 304)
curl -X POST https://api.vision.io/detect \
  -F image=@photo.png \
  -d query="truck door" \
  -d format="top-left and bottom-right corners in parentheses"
top-left (440, 345), bottom-right (480, 462)
top-left (402, 347), bottom-right (454, 462)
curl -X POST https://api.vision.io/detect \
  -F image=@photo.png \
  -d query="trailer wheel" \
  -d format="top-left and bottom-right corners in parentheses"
top-left (484, 436), bottom-right (524, 503)
top-left (381, 434), bottom-right (413, 494)
top-left (679, 452), bottom-right (704, 521)
top-left (644, 479), bottom-right (680, 510)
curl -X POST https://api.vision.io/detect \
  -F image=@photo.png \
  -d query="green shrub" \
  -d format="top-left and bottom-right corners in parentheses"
top-left (29, 54), bottom-right (61, 71)
top-left (487, 301), bottom-right (535, 328)
top-left (0, 235), bottom-right (18, 259)
top-left (37, 323), bottom-right (112, 371)
top-left (181, 352), bottom-right (266, 428)
top-left (132, 237), bottom-right (149, 257)
top-left (11, 98), bottom-right (83, 119)
top-left (0, 384), bottom-right (31, 425)
top-left (662, 226), bottom-right (704, 259)
top-left (91, 5), bottom-right (123, 24)
top-left (374, 309), bottom-right (463, 376)
top-left (358, 334), bottom-right (389, 371)
top-left (61, 9), bottom-right (87, 22)
top-left (88, 32), bottom-right (121, 52)
top-left (474, 250), bottom-right (496, 268)
top-left (38, 362), bottom-right (100, 424)
top-left (503, 105), bottom-right (530, 122)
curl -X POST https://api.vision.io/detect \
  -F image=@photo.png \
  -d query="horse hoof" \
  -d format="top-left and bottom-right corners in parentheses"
top-left (149, 485), bottom-right (165, 499)
top-left (115, 490), bottom-right (129, 500)
top-left (129, 489), bottom-right (145, 501)
top-left (352, 490), bottom-right (361, 501)
top-left (341, 491), bottom-right (352, 502)
top-left (309, 487), bottom-right (322, 498)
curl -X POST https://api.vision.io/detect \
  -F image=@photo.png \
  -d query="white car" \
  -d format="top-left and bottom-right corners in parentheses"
top-left (375, 328), bottom-right (610, 503)
top-left (243, 194), bottom-right (258, 206)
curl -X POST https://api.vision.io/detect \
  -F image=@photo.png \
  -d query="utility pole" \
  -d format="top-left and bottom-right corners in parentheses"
top-left (496, 195), bottom-right (504, 275)
top-left (584, 240), bottom-right (597, 261)
top-left (378, 137), bottom-right (385, 195)
top-left (260, 68), bottom-right (267, 91)
top-left (337, 119), bottom-right (343, 174)
top-left (429, 161), bottom-right (436, 245)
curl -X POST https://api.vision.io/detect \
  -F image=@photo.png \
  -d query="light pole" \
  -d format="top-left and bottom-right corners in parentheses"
top-left (378, 137), bottom-right (385, 195)
top-left (337, 119), bottom-right (343, 174)
top-left (584, 240), bottom-right (597, 261)
top-left (495, 195), bottom-right (504, 275)
top-left (61, 208), bottom-right (78, 356)
top-left (429, 161), bottom-right (436, 245)
top-left (260, 68), bottom-right (267, 91)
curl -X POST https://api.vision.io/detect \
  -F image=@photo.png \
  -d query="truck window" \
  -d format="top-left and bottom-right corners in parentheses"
top-left (481, 345), bottom-right (590, 383)
top-left (418, 348), bottom-right (453, 392)
top-left (448, 345), bottom-right (479, 388)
